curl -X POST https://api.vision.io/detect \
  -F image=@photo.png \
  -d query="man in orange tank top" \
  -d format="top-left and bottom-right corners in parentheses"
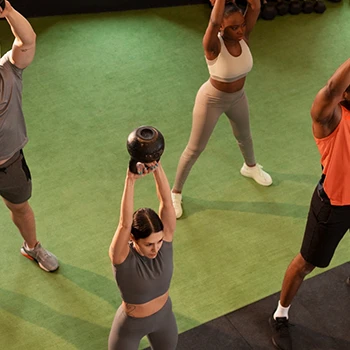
top-left (269, 58), bottom-right (350, 350)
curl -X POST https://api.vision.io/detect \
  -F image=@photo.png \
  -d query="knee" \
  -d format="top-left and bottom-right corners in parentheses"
top-left (183, 145), bottom-right (204, 160)
top-left (235, 133), bottom-right (252, 145)
top-left (6, 200), bottom-right (31, 216)
top-left (293, 253), bottom-right (315, 277)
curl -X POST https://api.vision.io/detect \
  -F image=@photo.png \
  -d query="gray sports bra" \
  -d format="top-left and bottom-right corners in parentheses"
top-left (113, 241), bottom-right (173, 304)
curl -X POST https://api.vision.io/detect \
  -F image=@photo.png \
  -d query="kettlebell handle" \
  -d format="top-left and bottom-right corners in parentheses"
top-left (129, 158), bottom-right (160, 174)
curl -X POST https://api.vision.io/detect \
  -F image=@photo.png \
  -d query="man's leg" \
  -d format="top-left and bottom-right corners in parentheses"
top-left (269, 254), bottom-right (315, 350)
top-left (3, 197), bottom-right (59, 272)
top-left (270, 186), bottom-right (349, 350)
top-left (1, 151), bottom-right (59, 272)
top-left (279, 253), bottom-right (315, 309)
top-left (3, 198), bottom-right (37, 248)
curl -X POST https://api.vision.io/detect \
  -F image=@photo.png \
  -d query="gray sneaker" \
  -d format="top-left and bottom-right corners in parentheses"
top-left (21, 242), bottom-right (59, 272)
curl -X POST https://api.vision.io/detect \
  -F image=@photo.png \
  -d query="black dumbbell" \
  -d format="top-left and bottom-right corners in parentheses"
top-left (0, 0), bottom-right (6, 10)
top-left (127, 126), bottom-right (165, 174)
top-left (302, 0), bottom-right (314, 13)
top-left (261, 0), bottom-right (278, 20)
top-left (289, 0), bottom-right (302, 14)
top-left (314, 0), bottom-right (326, 13)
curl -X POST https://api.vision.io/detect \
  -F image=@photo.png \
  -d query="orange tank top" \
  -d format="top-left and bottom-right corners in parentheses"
top-left (314, 105), bottom-right (350, 205)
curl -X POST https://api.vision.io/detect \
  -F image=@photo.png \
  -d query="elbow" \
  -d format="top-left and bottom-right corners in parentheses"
top-left (209, 18), bottom-right (221, 28)
top-left (25, 31), bottom-right (36, 47)
top-left (247, 0), bottom-right (261, 11)
top-left (249, 2), bottom-right (261, 11)
top-left (27, 32), bottom-right (36, 47)
top-left (17, 32), bottom-right (36, 48)
top-left (326, 79), bottom-right (344, 99)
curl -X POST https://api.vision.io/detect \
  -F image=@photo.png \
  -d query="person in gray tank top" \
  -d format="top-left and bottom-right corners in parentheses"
top-left (0, 1), bottom-right (58, 272)
top-left (108, 161), bottom-right (177, 349)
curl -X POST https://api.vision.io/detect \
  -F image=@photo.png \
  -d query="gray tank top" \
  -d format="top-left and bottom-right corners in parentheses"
top-left (0, 51), bottom-right (28, 161)
top-left (113, 240), bottom-right (173, 304)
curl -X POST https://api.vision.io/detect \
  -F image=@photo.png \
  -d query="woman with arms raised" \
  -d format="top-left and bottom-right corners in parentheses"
top-left (172, 0), bottom-right (272, 218)
top-left (108, 161), bottom-right (177, 349)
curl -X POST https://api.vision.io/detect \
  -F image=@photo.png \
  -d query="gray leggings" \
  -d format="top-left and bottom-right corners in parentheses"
top-left (173, 80), bottom-right (255, 192)
top-left (108, 297), bottom-right (178, 350)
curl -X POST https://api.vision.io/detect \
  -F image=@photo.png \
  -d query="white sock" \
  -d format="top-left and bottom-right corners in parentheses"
top-left (273, 300), bottom-right (290, 319)
top-left (25, 242), bottom-right (35, 251)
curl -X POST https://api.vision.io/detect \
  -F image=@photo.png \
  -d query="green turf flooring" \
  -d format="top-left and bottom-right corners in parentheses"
top-left (0, 3), bottom-right (349, 349)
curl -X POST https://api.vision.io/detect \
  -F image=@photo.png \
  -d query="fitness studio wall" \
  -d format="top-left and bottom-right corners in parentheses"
top-left (12, 0), bottom-right (208, 17)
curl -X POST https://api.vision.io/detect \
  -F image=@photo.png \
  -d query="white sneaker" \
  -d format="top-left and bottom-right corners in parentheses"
top-left (171, 192), bottom-right (183, 219)
top-left (240, 163), bottom-right (272, 186)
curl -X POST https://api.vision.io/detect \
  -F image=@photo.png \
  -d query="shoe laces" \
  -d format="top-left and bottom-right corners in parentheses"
top-left (34, 245), bottom-right (51, 261)
top-left (256, 164), bottom-right (264, 173)
top-left (257, 164), bottom-right (271, 179)
top-left (275, 317), bottom-right (292, 335)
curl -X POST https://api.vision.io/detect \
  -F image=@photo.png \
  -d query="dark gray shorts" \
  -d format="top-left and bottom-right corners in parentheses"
top-left (0, 150), bottom-right (32, 204)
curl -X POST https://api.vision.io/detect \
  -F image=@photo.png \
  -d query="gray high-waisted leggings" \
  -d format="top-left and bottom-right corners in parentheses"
top-left (108, 297), bottom-right (178, 350)
top-left (173, 80), bottom-right (255, 192)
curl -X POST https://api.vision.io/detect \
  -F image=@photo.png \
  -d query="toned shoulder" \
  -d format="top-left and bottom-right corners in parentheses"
top-left (113, 246), bottom-right (133, 267)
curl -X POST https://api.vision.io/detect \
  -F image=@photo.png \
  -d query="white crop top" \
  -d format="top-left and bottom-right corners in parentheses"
top-left (206, 34), bottom-right (253, 83)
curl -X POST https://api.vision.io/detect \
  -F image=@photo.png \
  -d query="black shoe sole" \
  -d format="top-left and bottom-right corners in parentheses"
top-left (269, 316), bottom-right (283, 349)
top-left (272, 337), bottom-right (285, 350)
top-left (269, 315), bottom-right (292, 350)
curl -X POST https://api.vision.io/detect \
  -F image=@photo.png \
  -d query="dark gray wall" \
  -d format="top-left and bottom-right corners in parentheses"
top-left (11, 0), bottom-right (208, 17)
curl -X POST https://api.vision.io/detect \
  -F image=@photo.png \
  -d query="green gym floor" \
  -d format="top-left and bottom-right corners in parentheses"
top-left (0, 3), bottom-right (349, 349)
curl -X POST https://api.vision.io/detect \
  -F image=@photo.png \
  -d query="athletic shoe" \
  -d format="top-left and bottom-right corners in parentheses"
top-left (21, 242), bottom-right (59, 272)
top-left (240, 163), bottom-right (273, 186)
top-left (269, 314), bottom-right (292, 350)
top-left (171, 192), bottom-right (183, 219)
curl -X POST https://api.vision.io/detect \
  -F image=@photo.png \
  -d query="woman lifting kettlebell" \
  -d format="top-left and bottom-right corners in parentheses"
top-left (108, 127), bottom-right (177, 349)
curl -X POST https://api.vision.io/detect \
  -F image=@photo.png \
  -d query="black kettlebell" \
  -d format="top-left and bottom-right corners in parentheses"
top-left (314, 0), bottom-right (326, 13)
top-left (276, 0), bottom-right (289, 15)
top-left (289, 0), bottom-right (302, 14)
top-left (261, 1), bottom-right (278, 20)
top-left (302, 0), bottom-right (314, 13)
top-left (127, 126), bottom-right (165, 174)
top-left (0, 0), bottom-right (6, 10)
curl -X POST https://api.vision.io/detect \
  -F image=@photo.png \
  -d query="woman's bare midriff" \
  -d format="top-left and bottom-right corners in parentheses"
top-left (122, 290), bottom-right (169, 318)
top-left (210, 76), bottom-right (246, 93)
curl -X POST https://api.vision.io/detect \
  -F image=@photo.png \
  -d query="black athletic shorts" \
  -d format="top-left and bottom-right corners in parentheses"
top-left (0, 150), bottom-right (32, 204)
top-left (300, 182), bottom-right (350, 268)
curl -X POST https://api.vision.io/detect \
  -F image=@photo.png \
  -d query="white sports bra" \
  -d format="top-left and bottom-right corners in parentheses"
top-left (206, 34), bottom-right (253, 83)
